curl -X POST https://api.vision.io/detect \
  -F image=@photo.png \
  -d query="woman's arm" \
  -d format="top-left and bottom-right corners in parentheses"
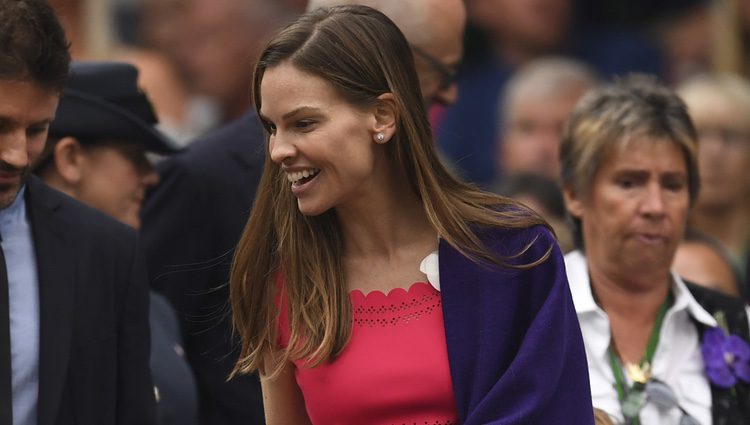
top-left (261, 361), bottom-right (312, 425)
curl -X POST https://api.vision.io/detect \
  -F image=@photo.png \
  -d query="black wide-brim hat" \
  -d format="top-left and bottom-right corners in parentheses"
top-left (49, 61), bottom-right (179, 155)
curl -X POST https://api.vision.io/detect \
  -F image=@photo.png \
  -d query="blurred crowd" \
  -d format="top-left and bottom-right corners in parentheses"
top-left (66, 0), bottom-right (750, 297)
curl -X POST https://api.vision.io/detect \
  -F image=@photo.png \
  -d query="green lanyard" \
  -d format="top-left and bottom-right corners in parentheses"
top-left (607, 294), bottom-right (672, 425)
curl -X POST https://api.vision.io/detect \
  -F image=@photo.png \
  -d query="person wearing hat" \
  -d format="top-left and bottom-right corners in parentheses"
top-left (36, 61), bottom-right (178, 229)
top-left (34, 61), bottom-right (198, 425)
top-left (0, 1), bottom-right (157, 424)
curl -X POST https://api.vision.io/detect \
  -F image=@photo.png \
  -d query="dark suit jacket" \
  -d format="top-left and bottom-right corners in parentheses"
top-left (140, 111), bottom-right (266, 425)
top-left (149, 292), bottom-right (198, 425)
top-left (25, 175), bottom-right (155, 425)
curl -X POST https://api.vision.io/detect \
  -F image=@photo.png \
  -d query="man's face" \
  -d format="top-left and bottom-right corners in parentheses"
top-left (500, 91), bottom-right (582, 179)
top-left (414, 0), bottom-right (465, 106)
top-left (0, 80), bottom-right (59, 209)
top-left (74, 141), bottom-right (159, 229)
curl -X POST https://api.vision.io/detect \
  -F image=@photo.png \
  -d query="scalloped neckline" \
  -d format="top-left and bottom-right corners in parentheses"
top-left (349, 281), bottom-right (435, 303)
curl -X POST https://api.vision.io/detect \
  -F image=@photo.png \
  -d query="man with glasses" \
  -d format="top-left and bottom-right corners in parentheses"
top-left (309, 0), bottom-right (466, 107)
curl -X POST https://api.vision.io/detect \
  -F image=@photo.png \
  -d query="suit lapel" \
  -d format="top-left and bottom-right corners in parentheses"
top-left (25, 176), bottom-right (76, 425)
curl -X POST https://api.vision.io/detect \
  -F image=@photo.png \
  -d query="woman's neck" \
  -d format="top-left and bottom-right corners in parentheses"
top-left (589, 265), bottom-right (671, 364)
top-left (336, 163), bottom-right (436, 259)
top-left (337, 190), bottom-right (435, 260)
top-left (336, 182), bottom-right (437, 294)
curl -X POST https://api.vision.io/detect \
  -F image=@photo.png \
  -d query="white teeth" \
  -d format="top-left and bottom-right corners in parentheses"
top-left (286, 169), bottom-right (320, 183)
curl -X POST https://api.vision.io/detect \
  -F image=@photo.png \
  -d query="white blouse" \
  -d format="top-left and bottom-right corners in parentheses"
top-left (564, 250), bottom-right (750, 425)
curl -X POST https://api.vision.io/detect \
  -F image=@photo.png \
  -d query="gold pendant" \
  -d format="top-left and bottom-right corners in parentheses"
top-left (625, 361), bottom-right (652, 384)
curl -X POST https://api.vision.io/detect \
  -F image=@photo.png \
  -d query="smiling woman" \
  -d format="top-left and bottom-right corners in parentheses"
top-left (230, 5), bottom-right (595, 425)
top-left (561, 75), bottom-right (750, 424)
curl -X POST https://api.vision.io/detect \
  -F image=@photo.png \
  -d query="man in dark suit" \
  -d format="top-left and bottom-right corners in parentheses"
top-left (141, 115), bottom-right (266, 425)
top-left (140, 1), bottom-right (293, 423)
top-left (0, 1), bottom-right (155, 424)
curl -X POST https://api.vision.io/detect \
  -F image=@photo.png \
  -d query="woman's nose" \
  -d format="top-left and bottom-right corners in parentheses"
top-left (269, 133), bottom-right (297, 164)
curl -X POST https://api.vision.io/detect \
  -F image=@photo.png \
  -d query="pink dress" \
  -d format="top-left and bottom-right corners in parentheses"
top-left (278, 281), bottom-right (459, 425)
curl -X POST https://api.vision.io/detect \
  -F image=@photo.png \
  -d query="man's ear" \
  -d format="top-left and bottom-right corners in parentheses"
top-left (53, 137), bottom-right (86, 185)
top-left (371, 93), bottom-right (397, 143)
top-left (562, 184), bottom-right (585, 219)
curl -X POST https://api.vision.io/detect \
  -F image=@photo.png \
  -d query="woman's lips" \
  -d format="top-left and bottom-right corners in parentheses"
top-left (633, 232), bottom-right (668, 245)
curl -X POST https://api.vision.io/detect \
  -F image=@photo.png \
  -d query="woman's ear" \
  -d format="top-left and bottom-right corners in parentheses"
top-left (371, 93), bottom-right (397, 144)
top-left (53, 137), bottom-right (86, 186)
top-left (562, 184), bottom-right (585, 219)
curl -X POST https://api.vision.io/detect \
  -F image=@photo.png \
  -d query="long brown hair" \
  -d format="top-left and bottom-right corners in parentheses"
top-left (231, 5), bottom-right (551, 378)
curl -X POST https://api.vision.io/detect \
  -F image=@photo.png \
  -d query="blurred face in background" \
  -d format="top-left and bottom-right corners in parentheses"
top-left (412, 0), bottom-right (465, 106)
top-left (468, 0), bottom-right (571, 60)
top-left (673, 239), bottom-right (740, 297)
top-left (688, 94), bottom-right (750, 210)
top-left (73, 141), bottom-right (159, 228)
top-left (500, 89), bottom-right (582, 180)
top-left (172, 0), bottom-right (284, 119)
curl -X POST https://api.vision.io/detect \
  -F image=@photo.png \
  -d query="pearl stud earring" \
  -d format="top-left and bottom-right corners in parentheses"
top-left (375, 133), bottom-right (385, 142)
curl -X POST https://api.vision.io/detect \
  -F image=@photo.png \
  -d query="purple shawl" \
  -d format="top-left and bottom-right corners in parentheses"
top-left (440, 225), bottom-right (594, 424)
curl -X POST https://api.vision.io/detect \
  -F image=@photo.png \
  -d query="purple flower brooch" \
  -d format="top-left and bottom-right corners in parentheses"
top-left (701, 312), bottom-right (750, 388)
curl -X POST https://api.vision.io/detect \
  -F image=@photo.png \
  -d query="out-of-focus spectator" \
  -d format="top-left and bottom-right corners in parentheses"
top-left (572, 0), bottom-right (712, 84)
top-left (673, 230), bottom-right (743, 298)
top-left (493, 173), bottom-right (574, 253)
top-left (35, 61), bottom-right (199, 425)
top-left (678, 72), bottom-right (750, 298)
top-left (435, 0), bottom-right (575, 186)
top-left (652, 0), bottom-right (713, 83)
top-left (469, 0), bottom-right (572, 66)
top-left (49, 0), bottom-right (215, 145)
top-left (710, 0), bottom-right (750, 77)
top-left (435, 0), bottom-right (665, 187)
top-left (139, 2), bottom-right (298, 424)
top-left (496, 56), bottom-right (597, 180)
top-left (142, 0), bottom-right (295, 124)
top-left (308, 0), bottom-right (465, 108)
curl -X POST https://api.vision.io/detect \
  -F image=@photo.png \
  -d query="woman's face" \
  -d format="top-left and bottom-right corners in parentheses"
top-left (76, 142), bottom-right (159, 229)
top-left (566, 137), bottom-right (690, 284)
top-left (690, 97), bottom-right (750, 210)
top-left (259, 63), bottom-right (388, 216)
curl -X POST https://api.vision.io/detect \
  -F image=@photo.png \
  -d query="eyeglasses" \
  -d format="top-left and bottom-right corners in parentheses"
top-left (410, 45), bottom-right (460, 91)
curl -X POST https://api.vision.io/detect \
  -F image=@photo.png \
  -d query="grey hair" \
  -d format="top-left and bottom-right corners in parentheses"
top-left (500, 56), bottom-right (598, 126)
top-left (560, 74), bottom-right (699, 249)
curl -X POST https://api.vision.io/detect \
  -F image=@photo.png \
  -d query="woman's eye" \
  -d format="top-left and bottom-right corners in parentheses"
top-left (295, 120), bottom-right (315, 130)
top-left (266, 122), bottom-right (277, 134)
top-left (663, 179), bottom-right (686, 192)
top-left (617, 179), bottom-right (634, 189)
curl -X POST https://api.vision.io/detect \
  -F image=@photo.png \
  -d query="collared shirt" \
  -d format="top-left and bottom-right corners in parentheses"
top-left (564, 249), bottom-right (742, 425)
top-left (0, 186), bottom-right (39, 425)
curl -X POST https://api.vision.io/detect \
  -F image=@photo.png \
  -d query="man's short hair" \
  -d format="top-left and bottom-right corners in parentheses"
top-left (0, 0), bottom-right (71, 90)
